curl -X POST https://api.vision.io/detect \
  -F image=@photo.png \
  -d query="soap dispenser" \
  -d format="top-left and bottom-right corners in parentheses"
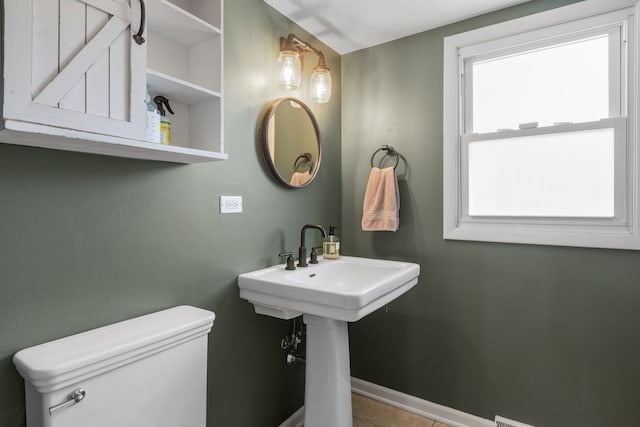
top-left (323, 226), bottom-right (340, 259)
top-left (153, 95), bottom-right (175, 145)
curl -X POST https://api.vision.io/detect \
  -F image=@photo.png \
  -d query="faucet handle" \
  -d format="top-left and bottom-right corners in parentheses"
top-left (309, 247), bottom-right (322, 264)
top-left (278, 252), bottom-right (296, 270)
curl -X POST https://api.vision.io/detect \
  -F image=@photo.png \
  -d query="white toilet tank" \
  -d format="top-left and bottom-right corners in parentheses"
top-left (13, 305), bottom-right (215, 427)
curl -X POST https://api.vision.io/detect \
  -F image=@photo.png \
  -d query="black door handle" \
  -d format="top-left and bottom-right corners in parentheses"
top-left (133, 0), bottom-right (146, 45)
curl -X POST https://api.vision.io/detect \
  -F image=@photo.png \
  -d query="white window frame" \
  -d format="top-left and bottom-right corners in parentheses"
top-left (443, 0), bottom-right (640, 250)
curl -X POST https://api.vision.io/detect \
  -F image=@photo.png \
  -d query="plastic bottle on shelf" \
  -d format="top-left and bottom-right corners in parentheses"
top-left (153, 95), bottom-right (175, 145)
top-left (145, 94), bottom-right (161, 143)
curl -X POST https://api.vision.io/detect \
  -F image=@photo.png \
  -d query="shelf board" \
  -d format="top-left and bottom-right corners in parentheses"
top-left (2, 120), bottom-right (227, 164)
top-left (147, 69), bottom-right (221, 105)
top-left (147, 0), bottom-right (221, 47)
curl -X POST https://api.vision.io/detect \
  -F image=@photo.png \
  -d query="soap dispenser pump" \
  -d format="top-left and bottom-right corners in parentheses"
top-left (153, 95), bottom-right (174, 145)
top-left (323, 226), bottom-right (340, 259)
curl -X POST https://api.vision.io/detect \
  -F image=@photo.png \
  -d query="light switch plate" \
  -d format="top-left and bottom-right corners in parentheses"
top-left (220, 196), bottom-right (243, 214)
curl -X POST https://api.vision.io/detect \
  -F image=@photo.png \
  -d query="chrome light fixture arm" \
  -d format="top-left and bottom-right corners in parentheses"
top-left (282, 34), bottom-right (327, 68)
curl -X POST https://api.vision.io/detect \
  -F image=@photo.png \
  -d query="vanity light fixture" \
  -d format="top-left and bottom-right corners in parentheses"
top-left (277, 33), bottom-right (332, 103)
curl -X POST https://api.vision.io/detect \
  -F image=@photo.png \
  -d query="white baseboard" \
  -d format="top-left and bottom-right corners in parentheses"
top-left (279, 377), bottom-right (494, 427)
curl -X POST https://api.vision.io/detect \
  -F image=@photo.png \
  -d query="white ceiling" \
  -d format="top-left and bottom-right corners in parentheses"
top-left (264, 0), bottom-right (531, 54)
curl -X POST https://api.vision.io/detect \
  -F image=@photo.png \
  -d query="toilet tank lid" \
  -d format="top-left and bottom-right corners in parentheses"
top-left (13, 306), bottom-right (215, 390)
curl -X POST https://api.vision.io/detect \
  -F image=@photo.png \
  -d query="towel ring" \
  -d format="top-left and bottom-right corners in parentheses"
top-left (294, 152), bottom-right (314, 172)
top-left (370, 145), bottom-right (399, 169)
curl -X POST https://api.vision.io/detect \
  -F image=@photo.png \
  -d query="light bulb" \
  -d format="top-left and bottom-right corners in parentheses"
top-left (310, 67), bottom-right (332, 103)
top-left (277, 51), bottom-right (301, 90)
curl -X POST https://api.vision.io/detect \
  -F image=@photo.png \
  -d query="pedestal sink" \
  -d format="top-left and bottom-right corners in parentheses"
top-left (238, 256), bottom-right (420, 427)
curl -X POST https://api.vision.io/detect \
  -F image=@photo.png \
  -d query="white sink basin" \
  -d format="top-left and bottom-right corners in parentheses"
top-left (238, 255), bottom-right (420, 426)
top-left (238, 256), bottom-right (420, 322)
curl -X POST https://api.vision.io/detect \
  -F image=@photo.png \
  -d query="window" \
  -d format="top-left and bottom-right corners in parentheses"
top-left (443, 1), bottom-right (640, 250)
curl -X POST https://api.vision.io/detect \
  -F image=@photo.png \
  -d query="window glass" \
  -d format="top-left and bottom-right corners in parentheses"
top-left (471, 35), bottom-right (610, 133)
top-left (468, 128), bottom-right (615, 217)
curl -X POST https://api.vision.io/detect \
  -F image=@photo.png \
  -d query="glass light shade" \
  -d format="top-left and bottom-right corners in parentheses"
top-left (277, 50), bottom-right (301, 90)
top-left (310, 67), bottom-right (332, 103)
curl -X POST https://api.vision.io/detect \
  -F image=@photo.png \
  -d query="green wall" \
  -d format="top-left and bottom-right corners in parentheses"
top-left (342, 1), bottom-right (640, 426)
top-left (5, 1), bottom-right (640, 426)
top-left (0, 0), bottom-right (340, 426)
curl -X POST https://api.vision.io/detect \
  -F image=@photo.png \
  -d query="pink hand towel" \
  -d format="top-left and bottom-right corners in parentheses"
top-left (362, 166), bottom-right (399, 231)
top-left (290, 171), bottom-right (311, 186)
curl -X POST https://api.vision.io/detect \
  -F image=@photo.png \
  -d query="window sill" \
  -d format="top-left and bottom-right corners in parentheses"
top-left (444, 221), bottom-right (640, 251)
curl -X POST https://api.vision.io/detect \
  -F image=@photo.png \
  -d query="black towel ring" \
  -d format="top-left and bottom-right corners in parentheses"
top-left (370, 145), bottom-right (399, 169)
top-left (294, 152), bottom-right (314, 171)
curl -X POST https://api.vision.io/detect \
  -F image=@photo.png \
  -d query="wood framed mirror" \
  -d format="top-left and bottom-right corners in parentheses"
top-left (258, 97), bottom-right (321, 188)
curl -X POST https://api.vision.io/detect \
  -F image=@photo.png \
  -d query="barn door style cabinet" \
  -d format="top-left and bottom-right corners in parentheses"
top-left (1, 0), bottom-right (225, 163)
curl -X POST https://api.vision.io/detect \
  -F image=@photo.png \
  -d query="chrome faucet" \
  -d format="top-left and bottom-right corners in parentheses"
top-left (298, 224), bottom-right (327, 267)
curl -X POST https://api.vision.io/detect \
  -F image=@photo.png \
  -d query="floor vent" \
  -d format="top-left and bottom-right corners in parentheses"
top-left (495, 415), bottom-right (536, 427)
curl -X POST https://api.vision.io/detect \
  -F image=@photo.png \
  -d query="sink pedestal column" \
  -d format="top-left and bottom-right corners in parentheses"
top-left (303, 314), bottom-right (352, 427)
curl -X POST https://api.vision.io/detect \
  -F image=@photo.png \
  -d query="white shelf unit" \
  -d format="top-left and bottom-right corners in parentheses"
top-left (0, 0), bottom-right (225, 164)
top-left (146, 0), bottom-right (224, 156)
top-left (2, 120), bottom-right (227, 163)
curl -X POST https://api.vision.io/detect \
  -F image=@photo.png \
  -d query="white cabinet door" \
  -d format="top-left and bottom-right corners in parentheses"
top-left (3, 0), bottom-right (147, 141)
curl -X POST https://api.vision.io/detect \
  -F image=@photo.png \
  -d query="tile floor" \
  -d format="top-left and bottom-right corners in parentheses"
top-left (352, 393), bottom-right (455, 427)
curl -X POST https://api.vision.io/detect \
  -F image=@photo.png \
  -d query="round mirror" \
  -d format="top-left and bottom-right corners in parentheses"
top-left (258, 97), bottom-right (321, 188)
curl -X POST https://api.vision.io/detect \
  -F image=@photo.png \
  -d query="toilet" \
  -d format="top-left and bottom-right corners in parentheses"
top-left (13, 305), bottom-right (215, 427)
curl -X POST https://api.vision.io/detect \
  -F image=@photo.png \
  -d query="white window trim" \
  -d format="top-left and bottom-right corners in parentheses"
top-left (443, 0), bottom-right (640, 250)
